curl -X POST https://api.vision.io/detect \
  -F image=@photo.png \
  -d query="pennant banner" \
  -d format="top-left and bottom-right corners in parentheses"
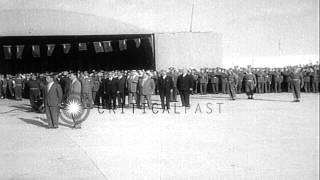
top-left (102, 41), bottom-right (113, 53)
top-left (78, 43), bottom-right (87, 51)
top-left (16, 45), bottom-right (24, 59)
top-left (32, 45), bottom-right (40, 58)
top-left (134, 38), bottom-right (141, 48)
top-left (3, 45), bottom-right (12, 60)
top-left (47, 44), bottom-right (55, 56)
top-left (119, 39), bottom-right (127, 51)
top-left (62, 43), bottom-right (71, 54)
top-left (93, 42), bottom-right (104, 53)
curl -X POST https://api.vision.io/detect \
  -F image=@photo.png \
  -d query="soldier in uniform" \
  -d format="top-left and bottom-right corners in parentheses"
top-left (264, 69), bottom-right (272, 93)
top-left (80, 71), bottom-right (94, 109)
top-left (220, 69), bottom-right (228, 94)
top-left (27, 74), bottom-right (41, 111)
top-left (199, 69), bottom-right (208, 95)
top-left (273, 69), bottom-right (282, 93)
top-left (244, 69), bottom-right (257, 99)
top-left (127, 70), bottom-right (139, 105)
top-left (282, 68), bottom-right (292, 92)
top-left (290, 67), bottom-right (304, 102)
top-left (311, 67), bottom-right (319, 93)
top-left (7, 75), bottom-right (15, 98)
top-left (256, 69), bottom-right (264, 93)
top-left (237, 69), bottom-right (245, 94)
top-left (192, 70), bottom-right (199, 94)
top-left (303, 69), bottom-right (311, 93)
top-left (227, 70), bottom-right (238, 100)
top-left (92, 73), bottom-right (101, 106)
top-left (14, 74), bottom-right (23, 100)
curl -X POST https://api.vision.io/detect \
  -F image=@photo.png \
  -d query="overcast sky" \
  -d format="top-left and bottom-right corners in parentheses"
top-left (0, 0), bottom-right (318, 61)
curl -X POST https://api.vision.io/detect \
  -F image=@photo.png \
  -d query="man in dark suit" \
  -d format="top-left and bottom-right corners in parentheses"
top-left (177, 69), bottom-right (193, 107)
top-left (44, 75), bottom-right (63, 128)
top-left (103, 72), bottom-right (118, 109)
top-left (158, 70), bottom-right (174, 110)
top-left (59, 71), bottom-right (71, 104)
top-left (117, 72), bottom-right (127, 108)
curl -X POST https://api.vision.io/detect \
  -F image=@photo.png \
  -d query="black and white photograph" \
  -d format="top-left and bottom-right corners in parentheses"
top-left (0, 0), bottom-right (319, 179)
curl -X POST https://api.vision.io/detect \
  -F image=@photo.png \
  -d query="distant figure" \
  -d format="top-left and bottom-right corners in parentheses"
top-left (290, 68), bottom-right (304, 102)
top-left (177, 69), bottom-right (193, 107)
top-left (227, 70), bottom-right (238, 100)
top-left (44, 75), bottom-right (63, 128)
top-left (244, 69), bottom-right (257, 99)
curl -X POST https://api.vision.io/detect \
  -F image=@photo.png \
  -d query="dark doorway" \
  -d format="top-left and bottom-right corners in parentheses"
top-left (0, 34), bottom-right (155, 74)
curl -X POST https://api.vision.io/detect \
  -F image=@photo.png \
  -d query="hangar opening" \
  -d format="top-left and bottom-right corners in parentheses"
top-left (0, 34), bottom-right (155, 74)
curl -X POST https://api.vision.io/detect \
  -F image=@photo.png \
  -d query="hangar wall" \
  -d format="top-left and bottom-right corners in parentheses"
top-left (155, 32), bottom-right (222, 70)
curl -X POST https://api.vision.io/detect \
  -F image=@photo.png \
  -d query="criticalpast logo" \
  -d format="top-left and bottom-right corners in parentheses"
top-left (60, 93), bottom-right (91, 125)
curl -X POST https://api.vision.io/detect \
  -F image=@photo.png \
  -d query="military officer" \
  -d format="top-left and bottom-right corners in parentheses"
top-left (244, 69), bottom-right (257, 99)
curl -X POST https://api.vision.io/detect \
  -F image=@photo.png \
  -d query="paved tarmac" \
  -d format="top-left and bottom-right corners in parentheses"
top-left (0, 93), bottom-right (319, 180)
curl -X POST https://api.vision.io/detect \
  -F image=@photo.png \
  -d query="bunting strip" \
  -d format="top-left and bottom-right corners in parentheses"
top-left (134, 38), bottom-right (141, 48)
top-left (78, 43), bottom-right (87, 51)
top-left (16, 45), bottom-right (24, 59)
top-left (102, 41), bottom-right (113, 53)
top-left (62, 43), bottom-right (71, 54)
top-left (32, 45), bottom-right (41, 58)
top-left (3, 45), bottom-right (12, 60)
top-left (119, 39), bottom-right (127, 51)
top-left (2, 36), bottom-right (151, 59)
top-left (47, 44), bottom-right (55, 56)
top-left (93, 42), bottom-right (104, 53)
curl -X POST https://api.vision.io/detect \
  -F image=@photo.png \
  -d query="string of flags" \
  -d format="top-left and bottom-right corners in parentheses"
top-left (2, 37), bottom-right (151, 60)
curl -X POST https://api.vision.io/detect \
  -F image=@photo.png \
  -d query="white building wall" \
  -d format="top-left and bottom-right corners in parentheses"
top-left (155, 32), bottom-right (222, 70)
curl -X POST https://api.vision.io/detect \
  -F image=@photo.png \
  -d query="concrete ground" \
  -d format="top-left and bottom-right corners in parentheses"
top-left (0, 93), bottom-right (319, 180)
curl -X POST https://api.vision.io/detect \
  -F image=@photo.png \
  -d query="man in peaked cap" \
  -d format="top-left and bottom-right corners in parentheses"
top-left (80, 71), bottom-right (94, 109)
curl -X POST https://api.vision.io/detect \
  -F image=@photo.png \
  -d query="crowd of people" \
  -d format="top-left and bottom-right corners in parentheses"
top-left (0, 63), bottom-right (319, 112)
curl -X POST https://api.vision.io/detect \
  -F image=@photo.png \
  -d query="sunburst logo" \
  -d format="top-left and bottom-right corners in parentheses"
top-left (60, 93), bottom-right (91, 125)
top-left (66, 99), bottom-right (82, 117)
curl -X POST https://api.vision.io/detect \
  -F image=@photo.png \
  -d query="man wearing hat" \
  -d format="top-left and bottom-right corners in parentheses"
top-left (14, 74), bottom-right (23, 100)
top-left (290, 67), bottom-right (304, 102)
top-left (158, 70), bottom-right (174, 110)
top-left (177, 69), bottom-right (193, 107)
top-left (127, 70), bottom-right (139, 105)
top-left (80, 71), bottom-right (94, 109)
top-left (244, 68), bottom-right (256, 99)
top-left (117, 71), bottom-right (127, 108)
top-left (27, 74), bottom-right (41, 111)
top-left (138, 72), bottom-right (155, 108)
top-left (44, 74), bottom-right (63, 128)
